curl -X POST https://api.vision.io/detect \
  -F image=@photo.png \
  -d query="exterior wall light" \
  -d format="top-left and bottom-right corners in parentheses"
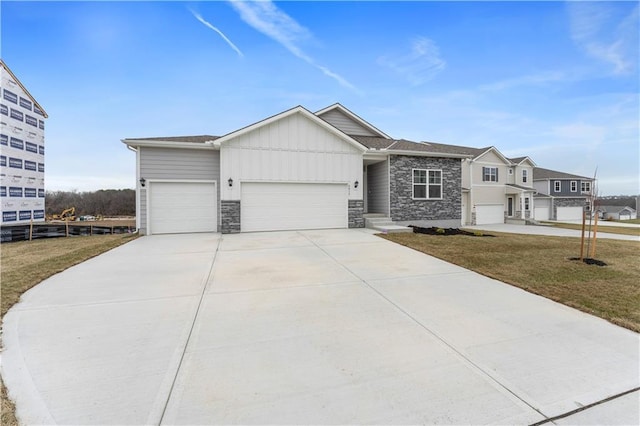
top-left (139, 177), bottom-right (146, 187)
top-left (228, 178), bottom-right (233, 187)
top-left (354, 180), bottom-right (359, 188)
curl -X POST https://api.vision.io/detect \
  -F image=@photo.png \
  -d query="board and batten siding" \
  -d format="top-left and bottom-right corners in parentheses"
top-left (220, 112), bottom-right (363, 201)
top-left (138, 147), bottom-right (220, 232)
top-left (367, 160), bottom-right (389, 215)
top-left (317, 109), bottom-right (378, 136)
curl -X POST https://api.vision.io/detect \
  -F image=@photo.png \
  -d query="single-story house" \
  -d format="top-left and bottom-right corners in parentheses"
top-left (123, 104), bottom-right (471, 235)
top-left (596, 205), bottom-right (637, 221)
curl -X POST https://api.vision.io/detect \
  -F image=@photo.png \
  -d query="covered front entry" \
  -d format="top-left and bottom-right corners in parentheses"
top-left (240, 182), bottom-right (348, 232)
top-left (148, 181), bottom-right (217, 234)
top-left (475, 204), bottom-right (504, 225)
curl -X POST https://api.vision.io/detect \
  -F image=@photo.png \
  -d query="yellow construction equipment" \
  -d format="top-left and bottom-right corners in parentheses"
top-left (47, 207), bottom-right (76, 222)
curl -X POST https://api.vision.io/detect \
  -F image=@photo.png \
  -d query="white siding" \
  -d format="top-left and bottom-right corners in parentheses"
top-left (367, 160), bottom-right (389, 215)
top-left (317, 109), bottom-right (378, 136)
top-left (138, 147), bottom-right (220, 233)
top-left (221, 112), bottom-right (363, 200)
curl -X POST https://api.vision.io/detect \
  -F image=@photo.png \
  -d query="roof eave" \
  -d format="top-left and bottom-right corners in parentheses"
top-left (121, 139), bottom-right (218, 150)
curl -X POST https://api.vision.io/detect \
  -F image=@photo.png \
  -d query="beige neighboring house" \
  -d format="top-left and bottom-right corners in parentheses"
top-left (420, 142), bottom-right (537, 225)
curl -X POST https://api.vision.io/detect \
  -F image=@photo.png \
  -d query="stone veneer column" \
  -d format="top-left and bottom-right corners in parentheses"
top-left (221, 200), bottom-right (241, 234)
top-left (348, 200), bottom-right (364, 228)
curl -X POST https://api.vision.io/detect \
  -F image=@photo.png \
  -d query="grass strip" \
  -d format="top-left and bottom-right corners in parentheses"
top-left (381, 231), bottom-right (640, 333)
top-left (543, 222), bottom-right (640, 237)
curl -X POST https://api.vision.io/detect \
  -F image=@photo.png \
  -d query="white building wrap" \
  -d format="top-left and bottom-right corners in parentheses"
top-left (1, 61), bottom-right (47, 224)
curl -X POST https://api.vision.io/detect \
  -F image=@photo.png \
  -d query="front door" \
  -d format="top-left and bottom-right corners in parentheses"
top-left (507, 197), bottom-right (514, 217)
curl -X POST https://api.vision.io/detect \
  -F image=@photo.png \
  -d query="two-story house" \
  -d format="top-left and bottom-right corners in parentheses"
top-left (532, 167), bottom-right (594, 221)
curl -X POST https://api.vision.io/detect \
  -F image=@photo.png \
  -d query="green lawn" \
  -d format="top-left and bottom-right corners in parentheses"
top-left (381, 231), bottom-right (640, 333)
top-left (1, 233), bottom-right (137, 426)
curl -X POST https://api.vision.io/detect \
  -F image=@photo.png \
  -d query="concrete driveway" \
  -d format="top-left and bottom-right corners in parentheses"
top-left (2, 230), bottom-right (638, 425)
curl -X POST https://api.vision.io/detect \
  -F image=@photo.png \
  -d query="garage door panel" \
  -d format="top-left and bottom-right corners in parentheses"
top-left (475, 205), bottom-right (504, 225)
top-left (241, 183), bottom-right (348, 232)
top-left (557, 207), bottom-right (583, 221)
top-left (150, 182), bottom-right (217, 234)
top-left (534, 207), bottom-right (550, 221)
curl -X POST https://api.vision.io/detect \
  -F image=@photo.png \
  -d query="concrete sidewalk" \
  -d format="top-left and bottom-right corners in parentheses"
top-left (465, 223), bottom-right (640, 241)
top-left (2, 230), bottom-right (638, 424)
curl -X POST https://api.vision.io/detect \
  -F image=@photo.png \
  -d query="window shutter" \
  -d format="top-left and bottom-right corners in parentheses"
top-left (496, 168), bottom-right (499, 182)
top-left (482, 167), bottom-right (486, 181)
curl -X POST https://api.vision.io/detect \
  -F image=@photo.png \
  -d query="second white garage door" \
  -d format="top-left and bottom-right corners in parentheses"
top-left (475, 204), bottom-right (504, 225)
top-left (149, 181), bottom-right (217, 234)
top-left (241, 182), bottom-right (348, 232)
top-left (557, 206), bottom-right (583, 221)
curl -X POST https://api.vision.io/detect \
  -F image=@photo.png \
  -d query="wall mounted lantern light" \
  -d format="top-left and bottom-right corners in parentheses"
top-left (228, 178), bottom-right (233, 187)
top-left (139, 177), bottom-right (146, 187)
top-left (354, 180), bottom-right (359, 189)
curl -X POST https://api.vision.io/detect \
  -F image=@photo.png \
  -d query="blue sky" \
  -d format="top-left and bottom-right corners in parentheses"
top-left (2, 1), bottom-right (638, 195)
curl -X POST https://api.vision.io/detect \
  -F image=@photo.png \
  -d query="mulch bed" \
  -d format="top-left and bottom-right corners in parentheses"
top-left (410, 226), bottom-right (495, 237)
top-left (568, 257), bottom-right (608, 266)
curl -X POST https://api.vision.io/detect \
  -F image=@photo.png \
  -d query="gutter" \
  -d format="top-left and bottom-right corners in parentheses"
top-left (121, 139), bottom-right (218, 150)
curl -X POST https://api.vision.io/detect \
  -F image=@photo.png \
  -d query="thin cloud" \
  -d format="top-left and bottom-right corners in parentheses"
top-left (378, 37), bottom-right (445, 85)
top-left (567, 2), bottom-right (639, 74)
top-left (479, 71), bottom-right (568, 92)
top-left (228, 0), bottom-right (358, 92)
top-left (190, 8), bottom-right (244, 57)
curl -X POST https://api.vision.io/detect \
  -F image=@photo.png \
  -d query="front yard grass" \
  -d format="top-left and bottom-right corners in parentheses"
top-left (381, 231), bottom-right (640, 333)
top-left (1, 233), bottom-right (137, 426)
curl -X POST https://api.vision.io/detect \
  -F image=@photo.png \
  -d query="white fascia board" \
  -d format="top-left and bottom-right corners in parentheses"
top-left (384, 149), bottom-right (472, 159)
top-left (121, 139), bottom-right (217, 150)
top-left (216, 105), bottom-right (367, 152)
top-left (474, 147), bottom-right (512, 164)
top-left (315, 103), bottom-right (391, 139)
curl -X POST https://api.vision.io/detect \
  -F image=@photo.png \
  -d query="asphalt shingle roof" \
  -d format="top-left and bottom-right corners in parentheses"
top-left (126, 135), bottom-right (219, 143)
top-left (533, 167), bottom-right (591, 180)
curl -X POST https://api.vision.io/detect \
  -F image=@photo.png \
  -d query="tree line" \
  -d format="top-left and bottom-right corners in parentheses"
top-left (46, 189), bottom-right (135, 217)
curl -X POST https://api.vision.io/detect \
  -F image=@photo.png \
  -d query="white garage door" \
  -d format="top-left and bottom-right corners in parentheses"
top-left (241, 182), bottom-right (348, 232)
top-left (557, 206), bottom-right (583, 221)
top-left (475, 204), bottom-right (504, 225)
top-left (149, 182), bottom-right (217, 234)
top-left (534, 207), bottom-right (550, 221)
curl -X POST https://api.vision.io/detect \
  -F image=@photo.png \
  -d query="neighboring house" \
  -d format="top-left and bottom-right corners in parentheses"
top-left (596, 205), bottom-right (637, 221)
top-left (532, 167), bottom-right (594, 221)
top-left (0, 60), bottom-right (48, 225)
top-left (395, 141), bottom-right (537, 225)
top-left (123, 104), bottom-right (470, 235)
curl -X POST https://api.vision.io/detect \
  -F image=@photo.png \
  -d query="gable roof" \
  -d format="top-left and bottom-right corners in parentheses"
top-left (0, 59), bottom-right (49, 118)
top-left (597, 205), bottom-right (636, 213)
top-left (533, 167), bottom-right (591, 181)
top-left (215, 105), bottom-right (367, 152)
top-left (509, 156), bottom-right (537, 167)
top-left (315, 103), bottom-right (391, 139)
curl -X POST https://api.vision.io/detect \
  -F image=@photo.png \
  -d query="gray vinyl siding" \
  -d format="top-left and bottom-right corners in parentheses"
top-left (547, 179), bottom-right (590, 197)
top-left (367, 160), bottom-right (389, 215)
top-left (139, 147), bottom-right (220, 232)
top-left (319, 109), bottom-right (378, 136)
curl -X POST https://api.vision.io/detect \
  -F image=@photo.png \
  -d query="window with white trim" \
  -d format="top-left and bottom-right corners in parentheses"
top-left (581, 181), bottom-right (591, 193)
top-left (413, 169), bottom-right (442, 199)
top-left (570, 181), bottom-right (577, 192)
top-left (482, 167), bottom-right (498, 182)
top-left (522, 169), bottom-right (528, 183)
top-left (554, 181), bottom-right (561, 192)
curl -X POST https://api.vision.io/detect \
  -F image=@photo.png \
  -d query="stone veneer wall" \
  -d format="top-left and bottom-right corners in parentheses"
top-left (221, 200), bottom-right (241, 234)
top-left (552, 197), bottom-right (587, 220)
top-left (348, 200), bottom-right (364, 228)
top-left (389, 156), bottom-right (461, 223)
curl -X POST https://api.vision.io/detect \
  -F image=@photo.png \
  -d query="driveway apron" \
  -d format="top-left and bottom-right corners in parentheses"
top-left (2, 230), bottom-right (638, 425)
